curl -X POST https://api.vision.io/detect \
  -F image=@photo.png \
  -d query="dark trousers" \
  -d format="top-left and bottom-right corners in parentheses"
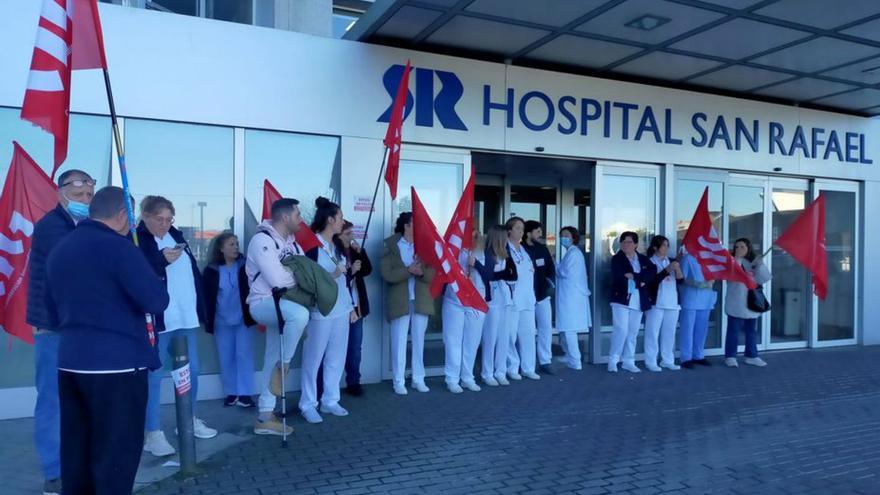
top-left (316, 318), bottom-right (363, 398)
top-left (725, 316), bottom-right (759, 358)
top-left (59, 369), bottom-right (148, 495)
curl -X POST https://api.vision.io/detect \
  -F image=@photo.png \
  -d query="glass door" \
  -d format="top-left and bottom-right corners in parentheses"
top-left (813, 181), bottom-right (859, 347)
top-left (382, 147), bottom-right (469, 380)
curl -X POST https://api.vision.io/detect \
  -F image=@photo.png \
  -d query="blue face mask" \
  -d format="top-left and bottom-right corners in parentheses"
top-left (560, 237), bottom-right (573, 249)
top-left (64, 196), bottom-right (90, 220)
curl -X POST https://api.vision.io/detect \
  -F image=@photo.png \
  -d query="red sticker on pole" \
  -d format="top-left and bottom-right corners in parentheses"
top-left (171, 364), bottom-right (192, 396)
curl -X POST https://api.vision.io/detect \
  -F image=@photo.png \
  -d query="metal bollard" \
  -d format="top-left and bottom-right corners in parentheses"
top-left (170, 333), bottom-right (197, 475)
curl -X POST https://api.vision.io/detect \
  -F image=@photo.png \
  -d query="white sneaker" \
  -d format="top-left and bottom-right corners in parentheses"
top-left (193, 418), bottom-right (218, 439)
top-left (447, 382), bottom-right (464, 394)
top-left (660, 362), bottom-right (680, 371)
top-left (508, 372), bottom-right (522, 381)
top-left (645, 363), bottom-right (662, 372)
top-left (621, 362), bottom-right (641, 373)
top-left (744, 357), bottom-right (767, 367)
top-left (301, 407), bottom-right (323, 424)
top-left (607, 361), bottom-right (619, 373)
top-left (143, 430), bottom-right (175, 457)
top-left (522, 371), bottom-right (541, 380)
top-left (482, 376), bottom-right (499, 387)
top-left (412, 381), bottom-right (430, 393)
top-left (566, 362), bottom-right (583, 371)
top-left (393, 384), bottom-right (408, 395)
top-left (462, 381), bottom-right (481, 392)
top-left (320, 403), bottom-right (349, 417)
top-left (725, 357), bottom-right (739, 368)
top-left (496, 375), bottom-right (510, 386)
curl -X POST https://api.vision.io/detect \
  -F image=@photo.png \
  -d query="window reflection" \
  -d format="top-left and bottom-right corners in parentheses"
top-left (771, 190), bottom-right (810, 343)
top-left (818, 190), bottom-right (856, 341)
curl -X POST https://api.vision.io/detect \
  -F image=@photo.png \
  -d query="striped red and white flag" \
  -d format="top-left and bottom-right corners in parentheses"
top-left (20, 0), bottom-right (107, 179)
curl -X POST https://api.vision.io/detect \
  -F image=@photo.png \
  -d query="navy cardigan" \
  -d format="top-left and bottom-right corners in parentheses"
top-left (46, 220), bottom-right (168, 371)
top-left (609, 250), bottom-right (657, 312)
top-left (523, 241), bottom-right (556, 302)
top-left (333, 238), bottom-right (373, 319)
top-left (484, 245), bottom-right (517, 303)
top-left (136, 222), bottom-right (206, 332)
top-left (26, 204), bottom-right (74, 331)
top-left (201, 256), bottom-right (256, 334)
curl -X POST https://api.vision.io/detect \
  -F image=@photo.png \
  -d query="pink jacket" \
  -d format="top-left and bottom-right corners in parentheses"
top-left (245, 221), bottom-right (302, 305)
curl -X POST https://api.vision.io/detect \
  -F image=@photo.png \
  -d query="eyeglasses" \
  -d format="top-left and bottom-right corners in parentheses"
top-left (151, 215), bottom-right (175, 225)
top-left (60, 179), bottom-right (96, 188)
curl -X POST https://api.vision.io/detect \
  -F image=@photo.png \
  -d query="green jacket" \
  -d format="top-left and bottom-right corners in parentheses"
top-left (380, 234), bottom-right (437, 321)
top-left (281, 254), bottom-right (338, 317)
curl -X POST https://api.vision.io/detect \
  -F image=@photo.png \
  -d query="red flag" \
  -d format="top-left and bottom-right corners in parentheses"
top-left (260, 179), bottom-right (321, 253)
top-left (411, 187), bottom-right (488, 313)
top-left (429, 167), bottom-right (475, 297)
top-left (21, 0), bottom-right (108, 179)
top-left (0, 142), bottom-right (59, 344)
top-left (682, 187), bottom-right (756, 290)
top-left (383, 60), bottom-right (412, 200)
top-left (775, 194), bottom-right (827, 300)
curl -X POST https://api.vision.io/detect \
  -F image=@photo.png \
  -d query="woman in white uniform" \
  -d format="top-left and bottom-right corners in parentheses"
top-left (442, 231), bottom-right (490, 393)
top-left (505, 217), bottom-right (540, 381)
top-left (608, 231), bottom-right (657, 373)
top-left (643, 235), bottom-right (683, 372)
top-left (299, 197), bottom-right (353, 424)
top-left (555, 227), bottom-right (591, 370)
top-left (481, 225), bottom-right (516, 386)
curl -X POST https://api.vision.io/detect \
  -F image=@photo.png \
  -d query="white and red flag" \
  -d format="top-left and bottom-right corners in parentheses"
top-left (429, 167), bottom-right (475, 297)
top-left (0, 142), bottom-right (59, 344)
top-left (411, 187), bottom-right (487, 313)
top-left (682, 187), bottom-right (756, 289)
top-left (382, 60), bottom-right (412, 200)
top-left (21, 0), bottom-right (108, 179)
top-left (775, 194), bottom-right (827, 300)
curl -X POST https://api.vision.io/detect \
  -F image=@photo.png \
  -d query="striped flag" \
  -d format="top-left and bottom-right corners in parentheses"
top-left (21, 0), bottom-right (108, 179)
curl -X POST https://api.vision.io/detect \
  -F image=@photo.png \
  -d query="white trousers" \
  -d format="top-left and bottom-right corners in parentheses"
top-left (560, 331), bottom-right (582, 369)
top-left (390, 302), bottom-right (429, 387)
top-left (299, 314), bottom-right (349, 412)
top-left (442, 302), bottom-right (486, 384)
top-left (610, 304), bottom-right (643, 365)
top-left (507, 307), bottom-right (537, 375)
top-left (535, 298), bottom-right (554, 365)
top-left (644, 307), bottom-right (680, 367)
top-left (250, 297), bottom-right (310, 413)
top-left (481, 303), bottom-right (507, 381)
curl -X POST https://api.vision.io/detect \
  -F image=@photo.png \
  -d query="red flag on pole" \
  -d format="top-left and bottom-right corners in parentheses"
top-left (411, 187), bottom-right (487, 313)
top-left (682, 187), bottom-right (756, 290)
top-left (774, 194), bottom-right (827, 300)
top-left (429, 167), bottom-right (476, 297)
top-left (382, 60), bottom-right (412, 200)
top-left (0, 142), bottom-right (59, 344)
top-left (21, 0), bottom-right (108, 179)
top-left (260, 179), bottom-right (321, 253)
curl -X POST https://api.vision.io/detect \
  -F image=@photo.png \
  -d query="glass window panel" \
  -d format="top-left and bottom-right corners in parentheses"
top-left (208, 0), bottom-right (253, 25)
top-left (333, 12), bottom-right (359, 38)
top-left (818, 190), bottom-right (856, 341)
top-left (727, 184), bottom-right (765, 348)
top-left (770, 189), bottom-right (810, 343)
top-left (597, 174), bottom-right (656, 356)
top-left (573, 188), bottom-right (592, 254)
top-left (674, 179), bottom-right (723, 349)
top-left (474, 184), bottom-right (502, 235)
top-left (153, 0), bottom-right (197, 16)
top-left (0, 108), bottom-right (111, 389)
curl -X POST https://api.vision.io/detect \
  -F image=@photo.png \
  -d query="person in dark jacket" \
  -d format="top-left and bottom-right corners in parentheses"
top-left (522, 220), bottom-right (557, 375)
top-left (46, 186), bottom-right (169, 495)
top-left (480, 225), bottom-right (517, 386)
top-left (26, 168), bottom-right (94, 495)
top-left (137, 195), bottom-right (215, 457)
top-left (203, 232), bottom-right (257, 408)
top-left (608, 231), bottom-right (657, 373)
top-left (335, 220), bottom-right (372, 396)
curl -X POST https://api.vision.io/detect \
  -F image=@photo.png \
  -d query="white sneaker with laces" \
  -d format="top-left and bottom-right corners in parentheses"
top-left (744, 357), bottom-right (767, 367)
top-left (462, 381), bottom-right (481, 392)
top-left (301, 407), bottom-right (323, 424)
top-left (621, 362), bottom-right (642, 373)
top-left (393, 384), bottom-right (408, 395)
top-left (412, 381), bottom-right (430, 393)
top-left (143, 430), bottom-right (175, 457)
top-left (320, 403), bottom-right (349, 416)
top-left (725, 357), bottom-right (739, 368)
top-left (660, 362), bottom-right (681, 371)
top-left (193, 418), bottom-right (218, 439)
top-left (447, 382), bottom-right (464, 394)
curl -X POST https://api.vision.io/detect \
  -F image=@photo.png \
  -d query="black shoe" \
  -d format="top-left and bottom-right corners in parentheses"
top-left (680, 361), bottom-right (695, 369)
top-left (694, 358), bottom-right (711, 367)
top-left (236, 396), bottom-right (256, 408)
top-left (223, 395), bottom-right (237, 407)
top-left (43, 479), bottom-right (61, 495)
top-left (538, 364), bottom-right (556, 375)
top-left (345, 385), bottom-right (364, 397)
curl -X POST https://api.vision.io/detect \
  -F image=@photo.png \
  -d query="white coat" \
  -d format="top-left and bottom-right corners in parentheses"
top-left (555, 245), bottom-right (592, 331)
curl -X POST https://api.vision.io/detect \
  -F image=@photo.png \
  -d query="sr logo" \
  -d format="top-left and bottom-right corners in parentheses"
top-left (378, 64), bottom-right (467, 131)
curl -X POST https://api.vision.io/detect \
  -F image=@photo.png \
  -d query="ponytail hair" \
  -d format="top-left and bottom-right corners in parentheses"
top-left (311, 196), bottom-right (341, 232)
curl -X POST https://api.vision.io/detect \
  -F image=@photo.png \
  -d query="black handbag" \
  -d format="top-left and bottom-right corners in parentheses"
top-left (747, 284), bottom-right (771, 313)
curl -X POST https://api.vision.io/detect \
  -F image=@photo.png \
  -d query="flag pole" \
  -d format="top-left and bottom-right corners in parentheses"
top-left (362, 145), bottom-right (390, 244)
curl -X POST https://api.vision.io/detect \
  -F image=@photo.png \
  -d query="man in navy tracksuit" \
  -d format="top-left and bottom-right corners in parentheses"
top-left (46, 187), bottom-right (169, 495)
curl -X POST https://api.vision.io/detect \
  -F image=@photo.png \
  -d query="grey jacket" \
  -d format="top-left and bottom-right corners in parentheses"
top-left (725, 257), bottom-right (771, 319)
